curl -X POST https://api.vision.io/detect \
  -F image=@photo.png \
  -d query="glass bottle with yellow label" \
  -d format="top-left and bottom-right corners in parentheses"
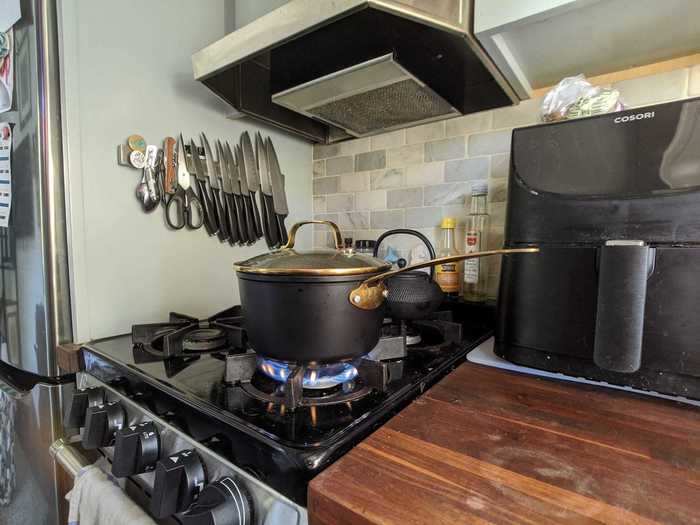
top-left (463, 182), bottom-right (489, 302)
top-left (435, 217), bottom-right (461, 296)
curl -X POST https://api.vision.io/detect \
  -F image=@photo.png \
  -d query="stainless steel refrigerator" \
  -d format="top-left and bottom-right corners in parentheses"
top-left (0, 1), bottom-right (74, 523)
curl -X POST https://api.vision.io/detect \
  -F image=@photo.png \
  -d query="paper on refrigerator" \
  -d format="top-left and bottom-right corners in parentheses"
top-left (0, 30), bottom-right (13, 113)
top-left (0, 124), bottom-right (10, 227)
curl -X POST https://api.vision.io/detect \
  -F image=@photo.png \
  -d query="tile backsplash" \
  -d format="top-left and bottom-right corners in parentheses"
top-left (312, 65), bottom-right (699, 298)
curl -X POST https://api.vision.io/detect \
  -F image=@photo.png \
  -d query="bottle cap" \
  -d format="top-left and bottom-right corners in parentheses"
top-left (441, 217), bottom-right (456, 229)
top-left (471, 180), bottom-right (488, 196)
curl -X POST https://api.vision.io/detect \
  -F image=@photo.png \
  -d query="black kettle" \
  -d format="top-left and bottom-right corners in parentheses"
top-left (373, 229), bottom-right (444, 320)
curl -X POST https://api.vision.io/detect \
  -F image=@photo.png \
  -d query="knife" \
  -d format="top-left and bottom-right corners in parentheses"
top-left (255, 132), bottom-right (279, 248)
top-left (201, 133), bottom-right (229, 243)
top-left (216, 140), bottom-right (239, 246)
top-left (224, 141), bottom-right (249, 244)
top-left (240, 131), bottom-right (264, 239)
top-left (265, 137), bottom-right (290, 245)
top-left (189, 139), bottom-right (218, 236)
top-left (235, 143), bottom-right (258, 244)
top-left (162, 137), bottom-right (178, 197)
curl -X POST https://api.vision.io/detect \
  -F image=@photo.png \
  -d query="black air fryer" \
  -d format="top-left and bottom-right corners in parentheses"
top-left (496, 97), bottom-right (700, 399)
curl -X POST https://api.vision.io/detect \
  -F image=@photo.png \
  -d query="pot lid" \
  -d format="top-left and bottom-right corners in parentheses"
top-left (234, 221), bottom-right (391, 276)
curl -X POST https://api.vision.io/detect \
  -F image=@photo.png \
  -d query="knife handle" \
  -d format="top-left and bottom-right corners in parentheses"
top-left (258, 192), bottom-right (273, 248)
top-left (262, 193), bottom-right (280, 247)
top-left (277, 214), bottom-right (288, 245)
top-left (250, 191), bottom-right (264, 239)
top-left (233, 194), bottom-right (248, 244)
top-left (242, 195), bottom-right (258, 244)
top-left (195, 179), bottom-right (218, 236)
top-left (163, 137), bottom-right (177, 195)
top-left (212, 188), bottom-right (229, 242)
top-left (224, 194), bottom-right (239, 245)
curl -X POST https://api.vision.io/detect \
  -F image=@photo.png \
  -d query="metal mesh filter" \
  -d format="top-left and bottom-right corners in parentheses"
top-left (308, 79), bottom-right (458, 136)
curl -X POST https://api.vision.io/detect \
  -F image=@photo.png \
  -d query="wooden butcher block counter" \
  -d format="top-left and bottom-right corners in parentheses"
top-left (308, 361), bottom-right (700, 525)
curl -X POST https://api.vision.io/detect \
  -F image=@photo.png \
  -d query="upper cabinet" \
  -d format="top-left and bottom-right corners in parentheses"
top-left (474, 0), bottom-right (700, 99)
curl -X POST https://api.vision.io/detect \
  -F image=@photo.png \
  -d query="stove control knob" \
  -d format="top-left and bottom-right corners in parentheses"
top-left (64, 387), bottom-right (105, 429)
top-left (151, 449), bottom-right (206, 519)
top-left (82, 402), bottom-right (126, 450)
top-left (111, 421), bottom-right (160, 477)
top-left (180, 477), bottom-right (253, 525)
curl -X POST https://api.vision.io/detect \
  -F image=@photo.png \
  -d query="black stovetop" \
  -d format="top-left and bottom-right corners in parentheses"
top-left (81, 300), bottom-right (494, 505)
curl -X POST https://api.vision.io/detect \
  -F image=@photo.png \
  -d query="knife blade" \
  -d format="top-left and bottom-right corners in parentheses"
top-left (254, 132), bottom-right (278, 248)
top-left (201, 133), bottom-right (229, 243)
top-left (216, 139), bottom-right (239, 246)
top-left (224, 141), bottom-right (248, 244)
top-left (240, 131), bottom-right (263, 239)
top-left (265, 137), bottom-right (289, 245)
top-left (190, 139), bottom-right (218, 236)
top-left (235, 143), bottom-right (258, 244)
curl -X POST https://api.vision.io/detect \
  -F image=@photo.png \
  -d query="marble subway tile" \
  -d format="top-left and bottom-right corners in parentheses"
top-left (326, 155), bottom-right (354, 176)
top-left (356, 190), bottom-right (387, 210)
top-left (424, 182), bottom-right (471, 206)
top-left (406, 121), bottom-right (445, 145)
top-left (371, 209), bottom-right (405, 229)
top-left (387, 144), bottom-right (423, 167)
top-left (338, 137), bottom-right (370, 156)
top-left (313, 143), bottom-right (340, 160)
top-left (355, 150), bottom-right (386, 172)
top-left (313, 160), bottom-right (326, 178)
top-left (313, 212), bottom-right (338, 230)
top-left (370, 129), bottom-right (405, 150)
top-left (326, 193), bottom-right (355, 212)
top-left (405, 162), bottom-right (443, 186)
top-left (338, 211), bottom-right (370, 231)
top-left (424, 136), bottom-right (465, 162)
top-left (445, 111), bottom-right (492, 137)
top-left (313, 176), bottom-right (339, 195)
top-left (314, 231), bottom-right (334, 248)
top-left (339, 173), bottom-right (369, 192)
top-left (490, 153), bottom-right (510, 179)
top-left (406, 206), bottom-right (443, 228)
top-left (468, 130), bottom-right (511, 156)
top-left (387, 187), bottom-right (423, 209)
top-left (370, 168), bottom-right (404, 190)
top-left (444, 157), bottom-right (489, 182)
top-left (313, 196), bottom-right (326, 213)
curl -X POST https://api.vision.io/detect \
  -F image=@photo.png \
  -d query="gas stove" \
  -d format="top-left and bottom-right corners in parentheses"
top-left (72, 301), bottom-right (493, 523)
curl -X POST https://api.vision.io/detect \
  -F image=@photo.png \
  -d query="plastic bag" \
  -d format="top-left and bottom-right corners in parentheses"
top-left (540, 74), bottom-right (625, 122)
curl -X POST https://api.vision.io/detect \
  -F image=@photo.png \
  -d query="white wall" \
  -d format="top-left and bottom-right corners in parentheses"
top-left (59, 0), bottom-right (312, 342)
top-left (231, 0), bottom-right (290, 30)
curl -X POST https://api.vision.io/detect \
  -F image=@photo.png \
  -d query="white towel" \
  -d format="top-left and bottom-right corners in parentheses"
top-left (67, 461), bottom-right (156, 525)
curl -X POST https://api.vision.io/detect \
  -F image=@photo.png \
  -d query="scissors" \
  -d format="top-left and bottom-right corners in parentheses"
top-left (165, 135), bottom-right (204, 230)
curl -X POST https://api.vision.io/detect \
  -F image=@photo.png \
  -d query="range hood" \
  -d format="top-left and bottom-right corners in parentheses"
top-left (193, 0), bottom-right (519, 143)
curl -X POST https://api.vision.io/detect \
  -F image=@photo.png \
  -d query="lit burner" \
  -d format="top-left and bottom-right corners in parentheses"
top-left (258, 358), bottom-right (358, 390)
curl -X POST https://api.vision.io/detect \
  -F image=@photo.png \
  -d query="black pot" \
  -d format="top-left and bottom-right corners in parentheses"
top-left (239, 273), bottom-right (385, 363)
top-left (235, 220), bottom-right (538, 364)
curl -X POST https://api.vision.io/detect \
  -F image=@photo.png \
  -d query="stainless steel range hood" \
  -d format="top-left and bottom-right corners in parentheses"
top-left (193, 0), bottom-right (519, 143)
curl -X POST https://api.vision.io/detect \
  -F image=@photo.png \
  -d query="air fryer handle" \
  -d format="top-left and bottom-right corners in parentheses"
top-left (594, 242), bottom-right (655, 374)
top-left (373, 229), bottom-right (437, 278)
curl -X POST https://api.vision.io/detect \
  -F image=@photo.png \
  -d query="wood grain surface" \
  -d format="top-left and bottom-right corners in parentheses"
top-left (308, 363), bottom-right (700, 525)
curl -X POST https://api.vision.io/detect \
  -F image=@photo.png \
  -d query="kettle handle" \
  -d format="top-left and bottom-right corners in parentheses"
top-left (373, 229), bottom-right (437, 277)
top-left (349, 247), bottom-right (539, 310)
top-left (283, 220), bottom-right (343, 250)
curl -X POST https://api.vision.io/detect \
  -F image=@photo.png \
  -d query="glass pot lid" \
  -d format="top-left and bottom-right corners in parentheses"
top-left (234, 221), bottom-right (391, 276)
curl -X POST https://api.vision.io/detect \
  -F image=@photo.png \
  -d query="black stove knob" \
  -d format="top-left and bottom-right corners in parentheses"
top-left (180, 477), bottom-right (253, 525)
top-left (150, 449), bottom-right (206, 519)
top-left (64, 387), bottom-right (105, 429)
top-left (111, 421), bottom-right (160, 477)
top-left (82, 402), bottom-right (126, 450)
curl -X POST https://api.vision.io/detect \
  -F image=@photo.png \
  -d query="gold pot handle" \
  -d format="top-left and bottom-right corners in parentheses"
top-left (349, 247), bottom-right (539, 310)
top-left (282, 220), bottom-right (343, 250)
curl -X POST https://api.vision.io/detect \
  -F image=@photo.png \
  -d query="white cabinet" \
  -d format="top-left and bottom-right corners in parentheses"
top-left (475, 0), bottom-right (700, 99)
